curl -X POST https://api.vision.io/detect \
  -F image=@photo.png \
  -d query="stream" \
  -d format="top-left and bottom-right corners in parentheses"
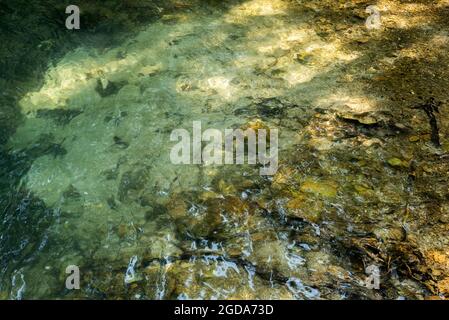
top-left (1, 0), bottom-right (449, 300)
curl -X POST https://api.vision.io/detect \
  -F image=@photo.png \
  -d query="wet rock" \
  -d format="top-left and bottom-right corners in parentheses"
top-left (117, 224), bottom-right (128, 239)
top-left (124, 256), bottom-right (143, 285)
top-left (337, 111), bottom-right (379, 125)
top-left (248, 240), bottom-right (307, 279)
top-left (142, 262), bottom-right (177, 299)
top-left (211, 196), bottom-right (249, 218)
top-left (5, 0), bottom-right (449, 300)
top-left (138, 64), bottom-right (161, 77)
top-left (62, 184), bottom-right (81, 200)
top-left (95, 79), bottom-right (127, 97)
top-left (113, 135), bottom-right (129, 149)
top-left (118, 168), bottom-right (148, 202)
top-left (294, 52), bottom-right (313, 64)
top-left (167, 198), bottom-right (188, 220)
top-left (439, 213), bottom-right (449, 224)
top-left (216, 179), bottom-right (237, 195)
top-left (227, 285), bottom-right (295, 300)
top-left (104, 110), bottom-right (128, 126)
top-left (189, 211), bottom-right (223, 238)
top-left (300, 179), bottom-right (338, 198)
top-left (362, 138), bottom-right (383, 148)
top-left (26, 134), bottom-right (68, 159)
top-left (143, 203), bottom-right (168, 220)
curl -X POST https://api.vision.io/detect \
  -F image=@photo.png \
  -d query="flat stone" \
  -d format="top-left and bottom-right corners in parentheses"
top-left (300, 179), bottom-right (338, 198)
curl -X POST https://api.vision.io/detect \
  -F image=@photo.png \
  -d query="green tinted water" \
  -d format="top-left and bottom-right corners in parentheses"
top-left (1, 0), bottom-right (444, 299)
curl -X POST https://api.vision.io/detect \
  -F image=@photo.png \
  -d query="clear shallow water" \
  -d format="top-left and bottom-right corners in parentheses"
top-left (1, 0), bottom-right (447, 299)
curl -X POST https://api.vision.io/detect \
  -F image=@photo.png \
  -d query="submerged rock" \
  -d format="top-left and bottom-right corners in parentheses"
top-left (387, 157), bottom-right (408, 168)
top-left (95, 79), bottom-right (127, 97)
top-left (337, 111), bottom-right (379, 125)
top-left (36, 108), bottom-right (83, 125)
top-left (300, 179), bottom-right (338, 198)
top-left (286, 195), bottom-right (323, 223)
top-left (118, 169), bottom-right (149, 202)
top-left (4, 0), bottom-right (449, 300)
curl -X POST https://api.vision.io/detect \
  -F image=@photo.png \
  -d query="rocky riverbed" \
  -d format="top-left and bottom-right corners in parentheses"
top-left (1, 0), bottom-right (449, 299)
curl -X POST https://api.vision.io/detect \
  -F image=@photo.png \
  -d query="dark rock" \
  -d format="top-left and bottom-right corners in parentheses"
top-left (36, 108), bottom-right (83, 125)
top-left (118, 169), bottom-right (148, 202)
